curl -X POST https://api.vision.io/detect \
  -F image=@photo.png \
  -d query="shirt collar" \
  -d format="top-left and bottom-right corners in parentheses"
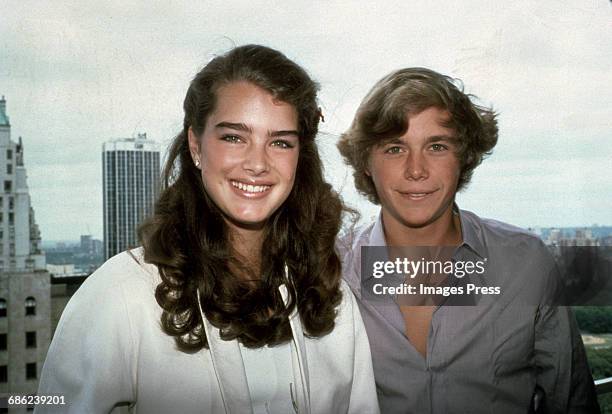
top-left (455, 204), bottom-right (487, 259)
top-left (367, 204), bottom-right (487, 260)
top-left (368, 210), bottom-right (387, 246)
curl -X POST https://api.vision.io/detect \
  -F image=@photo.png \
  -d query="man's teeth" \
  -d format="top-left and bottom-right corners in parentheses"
top-left (231, 181), bottom-right (271, 193)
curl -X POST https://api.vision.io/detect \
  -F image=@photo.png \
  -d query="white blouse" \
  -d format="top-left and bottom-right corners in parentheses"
top-left (240, 342), bottom-right (294, 413)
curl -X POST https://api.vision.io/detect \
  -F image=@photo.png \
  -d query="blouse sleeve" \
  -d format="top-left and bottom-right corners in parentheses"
top-left (344, 283), bottom-right (380, 414)
top-left (35, 262), bottom-right (137, 413)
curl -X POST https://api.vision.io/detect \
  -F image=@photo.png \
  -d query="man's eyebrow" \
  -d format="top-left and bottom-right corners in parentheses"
top-left (270, 129), bottom-right (299, 138)
top-left (425, 135), bottom-right (457, 143)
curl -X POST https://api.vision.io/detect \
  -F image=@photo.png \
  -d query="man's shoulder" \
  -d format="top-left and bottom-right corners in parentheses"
top-left (336, 220), bottom-right (377, 256)
top-left (462, 209), bottom-right (546, 248)
top-left (337, 220), bottom-right (378, 297)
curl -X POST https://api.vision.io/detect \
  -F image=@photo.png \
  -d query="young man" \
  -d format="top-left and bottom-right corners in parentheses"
top-left (337, 68), bottom-right (599, 413)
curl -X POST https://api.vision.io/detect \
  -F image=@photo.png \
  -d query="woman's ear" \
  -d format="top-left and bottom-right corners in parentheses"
top-left (187, 127), bottom-right (201, 168)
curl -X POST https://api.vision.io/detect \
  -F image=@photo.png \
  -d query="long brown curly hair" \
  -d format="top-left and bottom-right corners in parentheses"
top-left (139, 45), bottom-right (344, 352)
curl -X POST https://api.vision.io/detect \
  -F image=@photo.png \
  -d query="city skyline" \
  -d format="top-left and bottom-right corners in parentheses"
top-left (1, 0), bottom-right (611, 241)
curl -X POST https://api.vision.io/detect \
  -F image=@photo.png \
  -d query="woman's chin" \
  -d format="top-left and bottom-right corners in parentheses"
top-left (222, 213), bottom-right (270, 232)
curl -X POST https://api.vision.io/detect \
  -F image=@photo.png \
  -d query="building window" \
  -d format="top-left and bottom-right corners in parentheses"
top-left (3, 181), bottom-right (11, 192)
top-left (6, 149), bottom-right (12, 159)
top-left (0, 298), bottom-right (6, 317)
top-left (6, 164), bottom-right (11, 175)
top-left (26, 362), bottom-right (36, 380)
top-left (0, 334), bottom-right (6, 350)
top-left (0, 365), bottom-right (6, 382)
top-left (25, 297), bottom-right (36, 316)
top-left (8, 213), bottom-right (13, 225)
top-left (26, 331), bottom-right (36, 348)
top-left (8, 197), bottom-right (13, 210)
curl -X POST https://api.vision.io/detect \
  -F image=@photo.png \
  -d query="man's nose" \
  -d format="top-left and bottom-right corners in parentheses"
top-left (404, 151), bottom-right (428, 180)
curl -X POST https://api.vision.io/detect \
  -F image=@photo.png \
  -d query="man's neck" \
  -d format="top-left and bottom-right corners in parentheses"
top-left (382, 207), bottom-right (463, 247)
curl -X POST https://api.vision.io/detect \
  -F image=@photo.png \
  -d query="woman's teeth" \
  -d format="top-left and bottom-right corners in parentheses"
top-left (231, 180), bottom-right (271, 193)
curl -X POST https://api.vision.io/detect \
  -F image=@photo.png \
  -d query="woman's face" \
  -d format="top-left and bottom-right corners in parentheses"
top-left (188, 81), bottom-right (300, 231)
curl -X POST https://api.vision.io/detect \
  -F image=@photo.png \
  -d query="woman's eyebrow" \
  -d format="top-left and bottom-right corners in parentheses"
top-left (215, 122), bottom-right (298, 138)
top-left (215, 121), bottom-right (251, 132)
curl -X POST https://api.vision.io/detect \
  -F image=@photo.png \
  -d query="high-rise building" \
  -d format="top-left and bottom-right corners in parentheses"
top-left (0, 96), bottom-right (45, 272)
top-left (0, 96), bottom-right (50, 406)
top-left (102, 133), bottom-right (160, 259)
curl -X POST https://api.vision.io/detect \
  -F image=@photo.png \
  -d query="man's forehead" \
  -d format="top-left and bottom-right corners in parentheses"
top-left (373, 110), bottom-right (456, 144)
top-left (406, 106), bottom-right (453, 123)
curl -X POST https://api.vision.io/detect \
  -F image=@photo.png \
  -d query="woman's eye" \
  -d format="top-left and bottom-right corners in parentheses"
top-left (221, 135), bottom-right (242, 143)
top-left (271, 140), bottom-right (295, 149)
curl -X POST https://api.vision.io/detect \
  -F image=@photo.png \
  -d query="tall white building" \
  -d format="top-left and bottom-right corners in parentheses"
top-left (0, 96), bottom-right (45, 272)
top-left (0, 96), bottom-right (50, 407)
top-left (102, 133), bottom-right (160, 259)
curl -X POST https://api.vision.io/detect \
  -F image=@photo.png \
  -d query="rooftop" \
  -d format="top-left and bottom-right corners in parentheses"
top-left (102, 132), bottom-right (160, 152)
top-left (0, 95), bottom-right (10, 126)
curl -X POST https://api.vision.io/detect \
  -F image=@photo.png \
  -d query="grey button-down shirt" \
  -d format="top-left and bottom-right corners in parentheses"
top-left (338, 208), bottom-right (599, 414)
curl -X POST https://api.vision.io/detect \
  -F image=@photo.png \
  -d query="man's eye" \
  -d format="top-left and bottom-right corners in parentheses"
top-left (271, 140), bottom-right (295, 149)
top-left (221, 135), bottom-right (242, 143)
top-left (384, 146), bottom-right (403, 154)
top-left (430, 143), bottom-right (448, 152)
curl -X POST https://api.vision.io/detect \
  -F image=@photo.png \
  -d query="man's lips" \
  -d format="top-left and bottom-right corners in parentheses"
top-left (397, 189), bottom-right (438, 200)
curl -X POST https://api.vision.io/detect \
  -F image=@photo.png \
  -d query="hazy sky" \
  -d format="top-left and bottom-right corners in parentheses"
top-left (1, 0), bottom-right (611, 241)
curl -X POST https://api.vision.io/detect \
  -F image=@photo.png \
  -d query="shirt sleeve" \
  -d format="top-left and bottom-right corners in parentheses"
top-left (345, 284), bottom-right (380, 414)
top-left (534, 245), bottom-right (600, 414)
top-left (35, 269), bottom-right (137, 413)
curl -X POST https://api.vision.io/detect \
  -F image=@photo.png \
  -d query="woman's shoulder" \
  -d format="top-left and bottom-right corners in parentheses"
top-left (334, 279), bottom-right (360, 327)
top-left (60, 248), bottom-right (160, 319)
top-left (80, 248), bottom-right (159, 291)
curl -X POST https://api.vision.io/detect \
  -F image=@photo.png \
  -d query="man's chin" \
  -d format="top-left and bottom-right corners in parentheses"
top-left (398, 217), bottom-right (436, 229)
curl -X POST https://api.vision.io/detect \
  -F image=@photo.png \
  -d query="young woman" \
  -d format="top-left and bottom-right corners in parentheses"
top-left (37, 45), bottom-right (378, 413)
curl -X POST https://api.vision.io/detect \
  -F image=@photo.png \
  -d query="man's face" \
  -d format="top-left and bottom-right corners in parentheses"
top-left (368, 106), bottom-right (461, 231)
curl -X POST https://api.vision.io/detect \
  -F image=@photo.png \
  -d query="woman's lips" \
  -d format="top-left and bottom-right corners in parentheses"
top-left (230, 179), bottom-right (273, 198)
